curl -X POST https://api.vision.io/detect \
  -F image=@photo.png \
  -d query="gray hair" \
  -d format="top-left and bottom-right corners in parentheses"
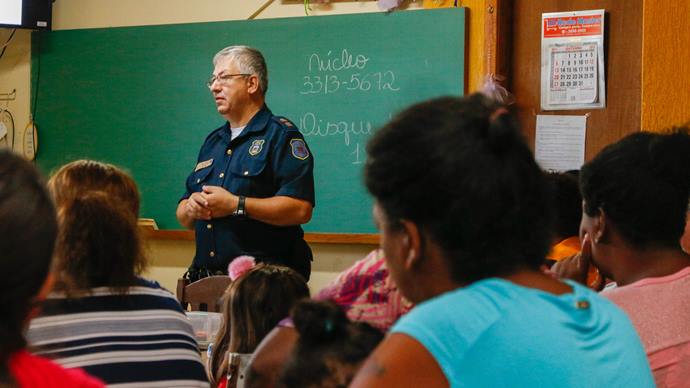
top-left (213, 45), bottom-right (268, 94)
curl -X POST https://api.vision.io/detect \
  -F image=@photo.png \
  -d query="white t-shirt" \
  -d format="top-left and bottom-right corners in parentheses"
top-left (230, 125), bottom-right (246, 141)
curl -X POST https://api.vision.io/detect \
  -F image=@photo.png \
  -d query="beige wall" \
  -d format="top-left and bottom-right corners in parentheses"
top-left (1, 0), bottom-right (491, 293)
top-left (0, 29), bottom-right (32, 147)
top-left (143, 238), bottom-right (376, 295)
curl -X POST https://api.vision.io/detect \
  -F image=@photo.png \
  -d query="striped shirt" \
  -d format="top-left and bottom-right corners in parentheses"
top-left (27, 278), bottom-right (209, 387)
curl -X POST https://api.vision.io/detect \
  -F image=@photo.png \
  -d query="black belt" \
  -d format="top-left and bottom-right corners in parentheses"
top-left (183, 267), bottom-right (225, 282)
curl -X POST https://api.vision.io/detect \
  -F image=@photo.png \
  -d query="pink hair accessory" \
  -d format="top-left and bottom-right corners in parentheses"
top-left (228, 255), bottom-right (256, 281)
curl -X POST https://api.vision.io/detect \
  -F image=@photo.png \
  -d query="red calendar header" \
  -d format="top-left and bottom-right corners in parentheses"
top-left (543, 15), bottom-right (603, 38)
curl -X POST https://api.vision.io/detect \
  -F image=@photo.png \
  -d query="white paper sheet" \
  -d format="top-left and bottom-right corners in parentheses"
top-left (535, 115), bottom-right (586, 172)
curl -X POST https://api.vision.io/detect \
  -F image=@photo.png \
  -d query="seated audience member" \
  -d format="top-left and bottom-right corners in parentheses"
top-left (545, 171), bottom-right (602, 288)
top-left (27, 160), bottom-right (208, 387)
top-left (545, 171), bottom-right (582, 265)
top-left (573, 129), bottom-right (690, 386)
top-left (0, 151), bottom-right (103, 387)
top-left (349, 94), bottom-right (654, 387)
top-left (244, 249), bottom-right (411, 388)
top-left (280, 300), bottom-right (383, 388)
top-left (316, 248), bottom-right (412, 331)
top-left (210, 258), bottom-right (309, 388)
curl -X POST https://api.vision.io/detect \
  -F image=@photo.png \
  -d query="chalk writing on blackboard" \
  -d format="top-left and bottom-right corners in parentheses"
top-left (350, 143), bottom-right (364, 165)
top-left (301, 49), bottom-right (401, 95)
top-left (307, 49), bottom-right (370, 72)
top-left (300, 72), bottom-right (400, 95)
top-left (298, 50), bottom-right (400, 163)
top-left (299, 112), bottom-right (372, 147)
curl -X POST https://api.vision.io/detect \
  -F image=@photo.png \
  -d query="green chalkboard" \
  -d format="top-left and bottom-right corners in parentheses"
top-left (33, 9), bottom-right (464, 233)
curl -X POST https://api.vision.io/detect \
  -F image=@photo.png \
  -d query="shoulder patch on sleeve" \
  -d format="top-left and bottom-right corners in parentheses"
top-left (290, 139), bottom-right (310, 160)
top-left (278, 117), bottom-right (294, 128)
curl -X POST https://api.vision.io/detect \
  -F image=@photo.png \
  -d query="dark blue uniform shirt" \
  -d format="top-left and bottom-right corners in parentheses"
top-left (181, 105), bottom-right (315, 275)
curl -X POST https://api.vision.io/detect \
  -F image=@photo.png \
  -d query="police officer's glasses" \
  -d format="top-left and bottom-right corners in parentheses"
top-left (207, 73), bottom-right (251, 88)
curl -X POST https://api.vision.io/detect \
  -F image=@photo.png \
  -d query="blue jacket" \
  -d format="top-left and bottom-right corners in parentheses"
top-left (181, 105), bottom-right (315, 273)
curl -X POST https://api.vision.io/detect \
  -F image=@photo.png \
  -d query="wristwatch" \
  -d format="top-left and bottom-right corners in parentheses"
top-left (233, 195), bottom-right (246, 217)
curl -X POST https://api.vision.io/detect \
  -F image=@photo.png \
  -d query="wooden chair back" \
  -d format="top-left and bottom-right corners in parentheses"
top-left (176, 276), bottom-right (232, 312)
top-left (226, 352), bottom-right (252, 388)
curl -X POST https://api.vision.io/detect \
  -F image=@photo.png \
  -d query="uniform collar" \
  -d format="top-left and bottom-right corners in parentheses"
top-left (217, 105), bottom-right (272, 143)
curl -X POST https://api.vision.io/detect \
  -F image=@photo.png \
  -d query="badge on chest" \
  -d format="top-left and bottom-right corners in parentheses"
top-left (249, 139), bottom-right (265, 156)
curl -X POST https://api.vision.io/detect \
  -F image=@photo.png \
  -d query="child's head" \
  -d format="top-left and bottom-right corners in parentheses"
top-left (280, 300), bottom-right (384, 388)
top-left (0, 151), bottom-right (56, 382)
top-left (48, 160), bottom-right (145, 292)
top-left (211, 264), bottom-right (309, 384)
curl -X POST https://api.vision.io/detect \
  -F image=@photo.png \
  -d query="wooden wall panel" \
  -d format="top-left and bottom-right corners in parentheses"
top-left (422, 0), bottom-right (488, 92)
top-left (484, 0), bottom-right (512, 80)
top-left (461, 0), bottom-right (487, 92)
top-left (509, 0), bottom-right (643, 160)
top-left (641, 0), bottom-right (690, 131)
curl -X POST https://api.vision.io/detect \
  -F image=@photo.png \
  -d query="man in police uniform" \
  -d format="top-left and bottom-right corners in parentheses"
top-left (177, 46), bottom-right (314, 281)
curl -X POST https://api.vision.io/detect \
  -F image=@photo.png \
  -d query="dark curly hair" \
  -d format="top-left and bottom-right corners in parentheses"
top-left (580, 128), bottom-right (690, 248)
top-left (280, 300), bottom-right (383, 388)
top-left (364, 94), bottom-right (553, 284)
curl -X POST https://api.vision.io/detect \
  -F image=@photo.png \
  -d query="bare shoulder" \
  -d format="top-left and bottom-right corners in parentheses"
top-left (350, 333), bottom-right (448, 388)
